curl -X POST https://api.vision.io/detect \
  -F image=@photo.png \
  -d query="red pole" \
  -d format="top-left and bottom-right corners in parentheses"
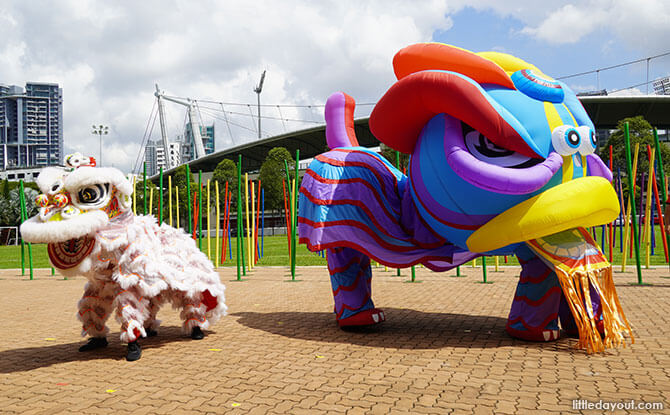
top-left (221, 182), bottom-right (229, 264)
top-left (255, 180), bottom-right (261, 263)
top-left (282, 179), bottom-right (292, 256)
top-left (192, 192), bottom-right (198, 240)
top-left (650, 152), bottom-right (669, 261)
top-left (608, 145), bottom-right (614, 262)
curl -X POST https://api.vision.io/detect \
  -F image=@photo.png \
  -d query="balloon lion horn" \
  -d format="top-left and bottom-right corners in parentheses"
top-left (299, 43), bottom-right (633, 353)
top-left (21, 153), bottom-right (226, 361)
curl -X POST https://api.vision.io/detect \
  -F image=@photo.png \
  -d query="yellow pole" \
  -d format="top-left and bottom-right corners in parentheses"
top-left (472, 258), bottom-right (477, 267)
top-left (176, 185), bottom-right (180, 230)
top-left (621, 143), bottom-right (640, 272)
top-left (207, 179), bottom-right (211, 261)
top-left (644, 148), bottom-right (655, 268)
top-left (149, 187), bottom-right (154, 215)
top-left (132, 175), bottom-right (137, 214)
top-left (495, 256), bottom-right (499, 272)
top-left (251, 181), bottom-right (256, 265)
top-left (215, 180), bottom-right (220, 268)
top-left (168, 175), bottom-right (173, 227)
top-left (245, 173), bottom-right (251, 270)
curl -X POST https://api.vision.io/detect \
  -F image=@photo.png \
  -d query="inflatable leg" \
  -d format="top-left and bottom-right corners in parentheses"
top-left (327, 247), bottom-right (385, 327)
top-left (506, 245), bottom-right (561, 341)
top-left (77, 280), bottom-right (116, 339)
top-left (559, 282), bottom-right (604, 337)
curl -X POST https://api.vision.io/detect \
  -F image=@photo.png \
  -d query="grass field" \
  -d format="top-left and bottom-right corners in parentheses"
top-left (3, 225), bottom-right (670, 271)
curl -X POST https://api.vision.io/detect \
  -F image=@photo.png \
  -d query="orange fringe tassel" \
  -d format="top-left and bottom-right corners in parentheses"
top-left (554, 265), bottom-right (634, 353)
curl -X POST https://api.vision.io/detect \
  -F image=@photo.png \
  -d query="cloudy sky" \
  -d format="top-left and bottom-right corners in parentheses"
top-left (2, 0), bottom-right (669, 173)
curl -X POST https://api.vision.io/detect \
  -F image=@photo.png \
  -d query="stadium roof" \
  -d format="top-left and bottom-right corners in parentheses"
top-left (159, 95), bottom-right (670, 177)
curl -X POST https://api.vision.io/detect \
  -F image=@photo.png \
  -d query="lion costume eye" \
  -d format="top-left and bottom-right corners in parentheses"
top-left (77, 184), bottom-right (108, 206)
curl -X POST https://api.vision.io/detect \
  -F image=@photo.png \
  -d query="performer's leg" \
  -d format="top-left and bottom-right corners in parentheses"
top-left (77, 280), bottom-right (116, 351)
top-left (114, 286), bottom-right (150, 361)
top-left (144, 296), bottom-right (164, 337)
top-left (327, 247), bottom-right (385, 327)
top-left (173, 291), bottom-right (209, 339)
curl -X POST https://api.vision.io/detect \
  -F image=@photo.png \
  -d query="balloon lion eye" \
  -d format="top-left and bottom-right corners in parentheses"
top-left (551, 125), bottom-right (580, 156)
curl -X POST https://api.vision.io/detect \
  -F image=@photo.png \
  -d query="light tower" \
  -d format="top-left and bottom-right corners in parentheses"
top-left (91, 124), bottom-right (108, 166)
top-left (254, 70), bottom-right (266, 139)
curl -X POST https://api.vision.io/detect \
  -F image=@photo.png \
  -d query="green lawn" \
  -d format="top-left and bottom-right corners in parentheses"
top-left (3, 225), bottom-right (669, 270)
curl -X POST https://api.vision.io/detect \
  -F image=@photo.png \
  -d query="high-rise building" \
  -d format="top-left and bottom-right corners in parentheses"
top-left (0, 82), bottom-right (63, 169)
top-left (183, 122), bottom-right (215, 163)
top-left (144, 140), bottom-right (167, 176)
top-left (653, 76), bottom-right (670, 95)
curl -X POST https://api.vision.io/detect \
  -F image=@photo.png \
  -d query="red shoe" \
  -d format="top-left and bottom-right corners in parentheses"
top-left (338, 308), bottom-right (385, 327)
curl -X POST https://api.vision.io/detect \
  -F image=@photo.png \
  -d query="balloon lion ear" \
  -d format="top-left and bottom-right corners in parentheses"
top-left (392, 43), bottom-right (515, 89)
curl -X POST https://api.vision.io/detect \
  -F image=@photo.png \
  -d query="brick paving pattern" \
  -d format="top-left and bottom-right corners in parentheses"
top-left (0, 265), bottom-right (668, 414)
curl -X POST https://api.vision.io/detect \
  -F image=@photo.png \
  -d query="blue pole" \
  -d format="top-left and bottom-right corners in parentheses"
top-left (617, 169), bottom-right (624, 252)
top-left (651, 192), bottom-right (656, 255)
top-left (638, 173), bottom-right (645, 253)
top-left (228, 218), bottom-right (233, 260)
top-left (600, 224), bottom-right (606, 251)
top-left (261, 188), bottom-right (265, 258)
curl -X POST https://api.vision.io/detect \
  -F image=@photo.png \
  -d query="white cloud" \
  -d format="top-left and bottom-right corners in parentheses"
top-left (3, 0), bottom-right (669, 175)
top-left (514, 0), bottom-right (670, 48)
top-left (1, 0), bottom-right (451, 173)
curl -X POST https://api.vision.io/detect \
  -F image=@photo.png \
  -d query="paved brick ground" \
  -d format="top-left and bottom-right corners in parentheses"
top-left (0, 265), bottom-right (668, 414)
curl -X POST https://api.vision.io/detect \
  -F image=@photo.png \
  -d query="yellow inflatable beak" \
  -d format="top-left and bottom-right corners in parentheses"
top-left (466, 176), bottom-right (620, 253)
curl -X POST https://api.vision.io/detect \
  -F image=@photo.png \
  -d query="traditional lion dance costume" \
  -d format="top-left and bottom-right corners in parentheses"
top-left (21, 154), bottom-right (226, 361)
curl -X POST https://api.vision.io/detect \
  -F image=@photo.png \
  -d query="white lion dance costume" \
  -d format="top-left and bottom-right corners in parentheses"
top-left (20, 153), bottom-right (227, 361)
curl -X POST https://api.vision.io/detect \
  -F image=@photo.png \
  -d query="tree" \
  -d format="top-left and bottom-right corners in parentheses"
top-left (212, 158), bottom-right (238, 211)
top-left (259, 147), bottom-right (295, 212)
top-left (1, 179), bottom-right (9, 199)
top-left (0, 187), bottom-right (38, 227)
top-left (380, 143), bottom-right (410, 172)
top-left (599, 116), bottom-right (670, 180)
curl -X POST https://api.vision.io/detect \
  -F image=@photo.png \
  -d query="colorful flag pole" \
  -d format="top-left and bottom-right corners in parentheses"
top-left (624, 122), bottom-right (643, 283)
top-left (186, 164), bottom-right (192, 234)
top-left (215, 180), bottom-right (220, 267)
top-left (175, 185), bottom-right (180, 229)
top-left (159, 167), bottom-right (164, 223)
top-left (207, 178), bottom-right (211, 260)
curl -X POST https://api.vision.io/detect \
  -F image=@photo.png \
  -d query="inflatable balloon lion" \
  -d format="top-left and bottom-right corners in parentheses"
top-left (299, 43), bottom-right (633, 353)
top-left (21, 154), bottom-right (226, 361)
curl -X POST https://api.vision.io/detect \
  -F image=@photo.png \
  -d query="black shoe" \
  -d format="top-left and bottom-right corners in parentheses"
top-left (126, 341), bottom-right (142, 361)
top-left (191, 326), bottom-right (204, 340)
top-left (145, 328), bottom-right (158, 337)
top-left (79, 337), bottom-right (108, 352)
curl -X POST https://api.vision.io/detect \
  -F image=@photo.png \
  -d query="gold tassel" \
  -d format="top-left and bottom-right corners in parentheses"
top-left (554, 265), bottom-right (633, 354)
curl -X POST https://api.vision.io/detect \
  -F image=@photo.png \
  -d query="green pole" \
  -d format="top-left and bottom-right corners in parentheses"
top-left (20, 227), bottom-right (25, 276)
top-left (624, 122), bottom-right (643, 284)
top-left (236, 157), bottom-right (241, 281)
top-left (19, 180), bottom-right (25, 276)
top-left (186, 164), bottom-right (192, 234)
top-left (159, 167), bottom-right (164, 224)
top-left (291, 150), bottom-right (299, 280)
top-left (411, 265), bottom-right (415, 282)
top-left (652, 128), bottom-right (670, 270)
top-left (198, 170), bottom-right (203, 251)
top-left (19, 180), bottom-right (33, 280)
top-left (143, 162), bottom-right (147, 215)
top-left (238, 155), bottom-right (246, 276)
top-left (395, 150), bottom-right (402, 276)
top-left (456, 266), bottom-right (461, 276)
top-left (482, 256), bottom-right (487, 283)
